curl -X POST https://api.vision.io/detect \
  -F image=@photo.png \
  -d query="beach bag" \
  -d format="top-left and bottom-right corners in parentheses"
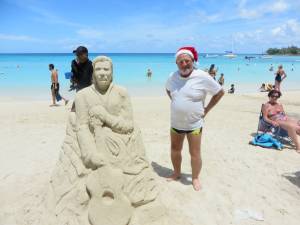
top-left (250, 133), bottom-right (282, 150)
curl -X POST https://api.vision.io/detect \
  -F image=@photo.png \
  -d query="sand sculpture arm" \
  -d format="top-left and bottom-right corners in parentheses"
top-left (89, 88), bottom-right (134, 134)
top-left (75, 93), bottom-right (106, 169)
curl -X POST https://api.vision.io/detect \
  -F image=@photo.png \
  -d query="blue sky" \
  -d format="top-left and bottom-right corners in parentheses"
top-left (0, 0), bottom-right (300, 53)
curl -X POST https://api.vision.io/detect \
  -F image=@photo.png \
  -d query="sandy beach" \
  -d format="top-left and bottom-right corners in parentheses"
top-left (0, 91), bottom-right (299, 225)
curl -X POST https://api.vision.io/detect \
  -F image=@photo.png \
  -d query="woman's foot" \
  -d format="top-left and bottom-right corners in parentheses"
top-left (192, 178), bottom-right (201, 191)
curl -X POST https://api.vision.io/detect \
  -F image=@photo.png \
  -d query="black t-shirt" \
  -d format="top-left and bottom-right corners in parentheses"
top-left (71, 59), bottom-right (93, 90)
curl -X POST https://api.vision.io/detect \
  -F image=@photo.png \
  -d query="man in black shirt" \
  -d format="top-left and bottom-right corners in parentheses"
top-left (71, 46), bottom-right (93, 91)
top-left (70, 46), bottom-right (93, 111)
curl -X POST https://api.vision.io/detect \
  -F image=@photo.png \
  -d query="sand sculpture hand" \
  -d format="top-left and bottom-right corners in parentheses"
top-left (84, 152), bottom-right (107, 169)
top-left (89, 105), bottom-right (107, 127)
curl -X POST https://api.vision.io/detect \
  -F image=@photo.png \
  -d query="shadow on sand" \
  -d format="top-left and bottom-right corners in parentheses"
top-left (282, 171), bottom-right (300, 189)
top-left (151, 161), bottom-right (192, 186)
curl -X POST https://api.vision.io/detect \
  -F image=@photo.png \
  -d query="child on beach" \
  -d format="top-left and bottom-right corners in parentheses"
top-left (228, 84), bottom-right (235, 94)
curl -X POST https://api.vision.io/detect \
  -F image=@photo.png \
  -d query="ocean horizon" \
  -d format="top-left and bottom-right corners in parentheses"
top-left (0, 53), bottom-right (299, 100)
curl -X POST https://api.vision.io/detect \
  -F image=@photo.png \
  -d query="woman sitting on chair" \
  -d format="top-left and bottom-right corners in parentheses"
top-left (262, 90), bottom-right (300, 153)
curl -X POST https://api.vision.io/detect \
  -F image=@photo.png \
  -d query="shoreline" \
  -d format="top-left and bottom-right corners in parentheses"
top-left (0, 85), bottom-right (299, 101)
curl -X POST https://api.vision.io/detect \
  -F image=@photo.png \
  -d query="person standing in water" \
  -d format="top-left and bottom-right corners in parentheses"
top-left (218, 73), bottom-right (225, 86)
top-left (147, 68), bottom-right (152, 78)
top-left (274, 65), bottom-right (287, 92)
top-left (208, 64), bottom-right (217, 80)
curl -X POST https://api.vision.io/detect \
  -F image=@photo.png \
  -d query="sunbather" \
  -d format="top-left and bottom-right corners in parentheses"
top-left (262, 90), bottom-right (300, 153)
top-left (259, 83), bottom-right (273, 92)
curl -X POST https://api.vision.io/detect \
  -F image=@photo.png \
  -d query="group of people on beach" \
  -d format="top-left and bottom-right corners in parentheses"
top-left (49, 45), bottom-right (225, 191)
top-left (259, 64), bottom-right (287, 93)
top-left (257, 63), bottom-right (300, 152)
top-left (48, 45), bottom-right (299, 193)
top-left (207, 64), bottom-right (235, 94)
top-left (48, 46), bottom-right (93, 107)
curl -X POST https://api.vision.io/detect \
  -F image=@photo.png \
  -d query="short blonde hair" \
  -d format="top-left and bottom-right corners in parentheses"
top-left (92, 56), bottom-right (113, 69)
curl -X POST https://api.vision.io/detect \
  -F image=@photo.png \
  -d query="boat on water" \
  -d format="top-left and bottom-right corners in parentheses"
top-left (261, 55), bottom-right (272, 59)
top-left (204, 54), bottom-right (218, 58)
top-left (224, 51), bottom-right (237, 58)
top-left (245, 56), bottom-right (256, 60)
top-left (224, 38), bottom-right (237, 58)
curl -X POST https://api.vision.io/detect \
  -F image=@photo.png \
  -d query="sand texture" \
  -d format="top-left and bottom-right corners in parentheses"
top-left (0, 91), bottom-right (299, 225)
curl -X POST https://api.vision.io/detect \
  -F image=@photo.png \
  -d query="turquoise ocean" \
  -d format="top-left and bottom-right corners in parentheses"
top-left (0, 53), bottom-right (299, 99)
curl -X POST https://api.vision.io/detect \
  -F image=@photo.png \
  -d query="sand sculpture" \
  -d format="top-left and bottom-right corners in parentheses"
top-left (45, 56), bottom-right (167, 225)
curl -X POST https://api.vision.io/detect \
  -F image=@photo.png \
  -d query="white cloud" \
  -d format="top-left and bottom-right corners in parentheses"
top-left (188, 10), bottom-right (223, 24)
top-left (233, 29), bottom-right (263, 44)
top-left (270, 0), bottom-right (289, 13)
top-left (0, 33), bottom-right (42, 42)
top-left (6, 1), bottom-right (82, 28)
top-left (238, 0), bottom-right (290, 19)
top-left (271, 19), bottom-right (300, 37)
top-left (271, 27), bottom-right (284, 36)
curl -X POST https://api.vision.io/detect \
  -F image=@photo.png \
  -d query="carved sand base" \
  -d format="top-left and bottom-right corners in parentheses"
top-left (44, 113), bottom-right (168, 225)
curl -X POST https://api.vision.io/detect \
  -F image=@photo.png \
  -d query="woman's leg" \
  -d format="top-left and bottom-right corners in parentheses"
top-left (275, 81), bottom-right (280, 91)
top-left (278, 120), bottom-right (300, 152)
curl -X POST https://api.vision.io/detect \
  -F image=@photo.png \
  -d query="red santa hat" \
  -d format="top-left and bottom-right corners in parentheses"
top-left (175, 46), bottom-right (198, 62)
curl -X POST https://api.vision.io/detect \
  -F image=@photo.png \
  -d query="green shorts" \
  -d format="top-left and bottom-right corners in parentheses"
top-left (171, 127), bottom-right (202, 135)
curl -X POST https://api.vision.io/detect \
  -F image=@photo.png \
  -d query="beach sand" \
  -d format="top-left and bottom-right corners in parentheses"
top-left (0, 91), bottom-right (299, 225)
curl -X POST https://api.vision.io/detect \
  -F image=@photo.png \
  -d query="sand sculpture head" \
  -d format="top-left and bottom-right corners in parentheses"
top-left (92, 56), bottom-right (113, 93)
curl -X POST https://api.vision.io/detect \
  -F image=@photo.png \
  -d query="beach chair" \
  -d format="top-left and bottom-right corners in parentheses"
top-left (257, 104), bottom-right (292, 145)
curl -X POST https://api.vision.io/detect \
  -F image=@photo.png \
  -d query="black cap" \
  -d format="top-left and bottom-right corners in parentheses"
top-left (73, 46), bottom-right (88, 55)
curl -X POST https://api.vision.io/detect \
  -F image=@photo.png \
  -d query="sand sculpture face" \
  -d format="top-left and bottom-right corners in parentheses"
top-left (46, 56), bottom-right (167, 225)
top-left (93, 60), bottom-right (112, 92)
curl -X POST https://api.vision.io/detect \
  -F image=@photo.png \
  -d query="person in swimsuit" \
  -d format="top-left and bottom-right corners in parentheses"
top-left (208, 64), bottom-right (217, 80)
top-left (166, 47), bottom-right (224, 191)
top-left (49, 64), bottom-right (69, 106)
top-left (262, 90), bottom-right (300, 153)
top-left (274, 65), bottom-right (287, 92)
top-left (218, 73), bottom-right (225, 86)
